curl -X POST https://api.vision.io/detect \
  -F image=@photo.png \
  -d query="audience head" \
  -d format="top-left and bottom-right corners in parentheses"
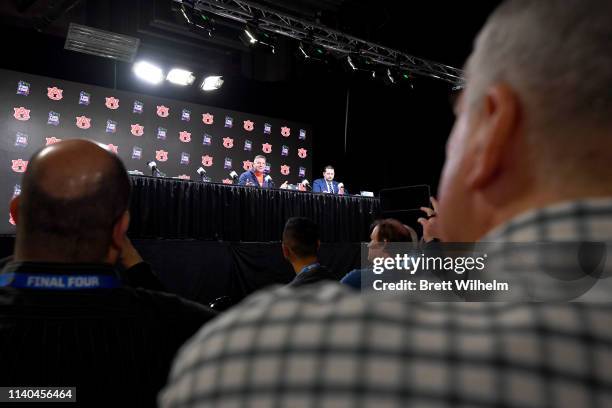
top-left (367, 218), bottom-right (414, 261)
top-left (282, 217), bottom-right (320, 263)
top-left (438, 0), bottom-right (612, 242)
top-left (323, 165), bottom-right (335, 181)
top-left (253, 155), bottom-right (266, 173)
top-left (10, 139), bottom-right (131, 264)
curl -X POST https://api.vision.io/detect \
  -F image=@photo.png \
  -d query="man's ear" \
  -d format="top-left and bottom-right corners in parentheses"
top-left (466, 83), bottom-right (521, 190)
top-left (281, 242), bottom-right (291, 260)
top-left (9, 196), bottom-right (19, 225)
top-left (111, 211), bottom-right (130, 250)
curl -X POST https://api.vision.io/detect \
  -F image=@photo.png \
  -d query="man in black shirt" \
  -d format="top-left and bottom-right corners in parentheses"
top-left (283, 217), bottom-right (335, 287)
top-left (0, 140), bottom-right (216, 406)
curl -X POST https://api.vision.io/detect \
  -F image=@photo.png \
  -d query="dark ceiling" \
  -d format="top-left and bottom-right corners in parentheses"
top-left (0, 0), bottom-right (501, 79)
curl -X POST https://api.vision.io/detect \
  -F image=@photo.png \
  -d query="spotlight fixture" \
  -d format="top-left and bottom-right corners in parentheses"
top-left (346, 55), bottom-right (357, 71)
top-left (385, 68), bottom-right (395, 85)
top-left (133, 61), bottom-right (164, 85)
top-left (344, 53), bottom-right (372, 73)
top-left (175, 0), bottom-right (215, 38)
top-left (239, 23), bottom-right (276, 54)
top-left (400, 71), bottom-right (415, 89)
top-left (297, 41), bottom-right (326, 61)
top-left (201, 75), bottom-right (224, 91)
top-left (166, 68), bottom-right (196, 86)
top-left (240, 26), bottom-right (258, 45)
top-left (192, 11), bottom-right (215, 37)
top-left (298, 42), bottom-right (309, 59)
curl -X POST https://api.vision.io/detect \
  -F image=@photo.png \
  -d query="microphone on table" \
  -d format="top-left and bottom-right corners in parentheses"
top-left (264, 175), bottom-right (274, 187)
top-left (229, 170), bottom-right (239, 181)
top-left (147, 161), bottom-right (165, 177)
top-left (196, 167), bottom-right (207, 182)
top-left (301, 179), bottom-right (311, 190)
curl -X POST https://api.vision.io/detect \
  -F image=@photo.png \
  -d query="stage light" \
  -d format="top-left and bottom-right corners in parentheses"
top-left (240, 23), bottom-right (276, 54)
top-left (346, 56), bottom-right (357, 71)
top-left (193, 12), bottom-right (215, 37)
top-left (298, 42), bottom-right (326, 61)
top-left (167, 68), bottom-right (195, 86)
top-left (385, 68), bottom-right (395, 84)
top-left (241, 26), bottom-right (258, 45)
top-left (400, 71), bottom-right (415, 89)
top-left (201, 75), bottom-right (224, 91)
top-left (298, 43), bottom-right (309, 59)
top-left (176, 1), bottom-right (215, 37)
top-left (133, 61), bottom-right (164, 85)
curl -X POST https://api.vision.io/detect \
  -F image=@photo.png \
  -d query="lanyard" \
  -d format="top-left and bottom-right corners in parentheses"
top-left (0, 273), bottom-right (121, 290)
top-left (300, 263), bottom-right (320, 275)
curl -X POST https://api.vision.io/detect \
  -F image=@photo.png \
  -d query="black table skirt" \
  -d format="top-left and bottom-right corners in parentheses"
top-left (128, 176), bottom-right (380, 242)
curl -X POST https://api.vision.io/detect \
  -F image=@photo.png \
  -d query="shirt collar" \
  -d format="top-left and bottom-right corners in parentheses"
top-left (300, 263), bottom-right (320, 274)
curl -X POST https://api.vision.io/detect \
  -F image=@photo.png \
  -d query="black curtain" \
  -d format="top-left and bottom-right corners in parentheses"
top-left (132, 240), bottom-right (362, 304)
top-left (128, 176), bottom-right (380, 242)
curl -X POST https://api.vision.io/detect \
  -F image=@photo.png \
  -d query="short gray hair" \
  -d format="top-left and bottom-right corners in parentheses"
top-left (254, 155), bottom-right (266, 162)
top-left (466, 0), bottom-right (612, 133)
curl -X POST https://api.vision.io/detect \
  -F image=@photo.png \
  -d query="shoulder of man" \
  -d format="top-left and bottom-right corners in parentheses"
top-left (127, 287), bottom-right (217, 323)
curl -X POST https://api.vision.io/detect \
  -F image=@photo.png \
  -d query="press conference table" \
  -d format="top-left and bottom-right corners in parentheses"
top-left (128, 175), bottom-right (380, 242)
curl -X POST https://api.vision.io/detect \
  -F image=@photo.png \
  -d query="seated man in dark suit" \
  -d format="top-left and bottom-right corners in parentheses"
top-left (312, 165), bottom-right (346, 194)
top-left (0, 139), bottom-right (216, 406)
top-left (283, 217), bottom-right (335, 287)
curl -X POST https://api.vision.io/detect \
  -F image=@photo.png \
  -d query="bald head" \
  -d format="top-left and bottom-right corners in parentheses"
top-left (32, 140), bottom-right (123, 199)
top-left (467, 0), bottom-right (612, 134)
top-left (14, 140), bottom-right (131, 262)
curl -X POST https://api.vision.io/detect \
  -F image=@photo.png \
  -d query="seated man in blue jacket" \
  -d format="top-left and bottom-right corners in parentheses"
top-left (312, 165), bottom-right (346, 194)
top-left (238, 155), bottom-right (274, 188)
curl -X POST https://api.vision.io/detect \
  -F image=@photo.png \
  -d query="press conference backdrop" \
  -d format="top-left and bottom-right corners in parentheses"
top-left (0, 68), bottom-right (313, 234)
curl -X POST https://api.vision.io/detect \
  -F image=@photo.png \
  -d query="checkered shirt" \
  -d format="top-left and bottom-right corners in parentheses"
top-left (160, 199), bottom-right (612, 408)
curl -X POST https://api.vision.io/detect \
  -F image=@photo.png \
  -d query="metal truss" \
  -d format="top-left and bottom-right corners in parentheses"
top-left (175, 0), bottom-right (464, 85)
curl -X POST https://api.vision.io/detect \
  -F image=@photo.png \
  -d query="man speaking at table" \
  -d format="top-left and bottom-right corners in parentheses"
top-left (238, 155), bottom-right (274, 188)
top-left (313, 165), bottom-right (346, 194)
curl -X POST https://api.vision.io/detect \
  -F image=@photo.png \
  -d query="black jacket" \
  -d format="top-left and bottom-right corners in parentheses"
top-left (287, 264), bottom-right (336, 288)
top-left (0, 261), bottom-right (216, 407)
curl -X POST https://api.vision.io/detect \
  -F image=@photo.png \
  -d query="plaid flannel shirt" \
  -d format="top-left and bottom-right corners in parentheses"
top-left (160, 199), bottom-right (612, 408)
